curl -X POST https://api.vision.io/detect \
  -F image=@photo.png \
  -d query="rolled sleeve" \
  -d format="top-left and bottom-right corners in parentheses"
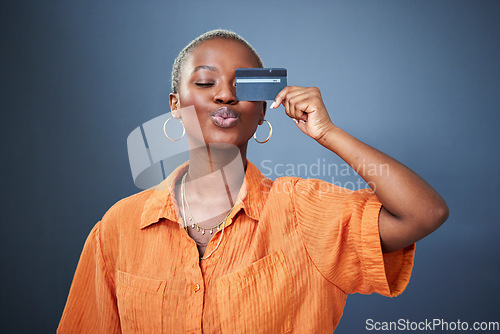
top-left (293, 178), bottom-right (415, 296)
top-left (358, 192), bottom-right (415, 297)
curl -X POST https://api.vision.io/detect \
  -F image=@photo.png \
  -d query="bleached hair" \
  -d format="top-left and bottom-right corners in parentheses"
top-left (171, 29), bottom-right (264, 93)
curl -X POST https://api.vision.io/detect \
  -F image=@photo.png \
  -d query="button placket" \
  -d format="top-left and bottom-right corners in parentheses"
top-left (182, 241), bottom-right (205, 333)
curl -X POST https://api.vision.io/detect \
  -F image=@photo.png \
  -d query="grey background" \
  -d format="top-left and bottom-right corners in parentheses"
top-left (2, 0), bottom-right (499, 333)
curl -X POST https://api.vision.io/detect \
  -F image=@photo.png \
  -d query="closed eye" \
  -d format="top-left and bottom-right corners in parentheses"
top-left (195, 83), bottom-right (214, 87)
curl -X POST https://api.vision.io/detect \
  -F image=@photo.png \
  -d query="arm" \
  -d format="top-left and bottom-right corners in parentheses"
top-left (272, 86), bottom-right (449, 253)
top-left (58, 222), bottom-right (121, 333)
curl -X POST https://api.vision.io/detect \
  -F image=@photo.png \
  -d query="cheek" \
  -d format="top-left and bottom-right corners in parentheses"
top-left (179, 90), bottom-right (203, 108)
top-left (178, 91), bottom-right (212, 124)
top-left (243, 102), bottom-right (265, 122)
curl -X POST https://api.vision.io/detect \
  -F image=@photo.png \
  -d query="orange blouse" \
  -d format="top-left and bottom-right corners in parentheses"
top-left (58, 161), bottom-right (415, 334)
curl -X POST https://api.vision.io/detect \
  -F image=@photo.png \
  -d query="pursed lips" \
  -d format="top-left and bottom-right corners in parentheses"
top-left (209, 107), bottom-right (240, 128)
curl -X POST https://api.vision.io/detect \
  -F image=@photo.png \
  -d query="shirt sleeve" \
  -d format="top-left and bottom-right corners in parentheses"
top-left (292, 178), bottom-right (415, 297)
top-left (57, 222), bottom-right (121, 333)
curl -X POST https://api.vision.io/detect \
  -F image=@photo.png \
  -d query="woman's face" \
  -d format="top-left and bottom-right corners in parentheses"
top-left (170, 38), bottom-right (266, 148)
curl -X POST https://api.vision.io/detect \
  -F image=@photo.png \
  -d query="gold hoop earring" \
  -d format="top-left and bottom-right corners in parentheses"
top-left (163, 117), bottom-right (185, 141)
top-left (253, 119), bottom-right (272, 144)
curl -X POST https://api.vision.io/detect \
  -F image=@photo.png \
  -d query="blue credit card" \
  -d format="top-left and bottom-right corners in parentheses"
top-left (236, 68), bottom-right (287, 101)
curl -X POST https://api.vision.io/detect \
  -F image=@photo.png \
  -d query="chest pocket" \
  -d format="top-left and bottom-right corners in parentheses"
top-left (216, 250), bottom-right (293, 334)
top-left (116, 270), bottom-right (166, 334)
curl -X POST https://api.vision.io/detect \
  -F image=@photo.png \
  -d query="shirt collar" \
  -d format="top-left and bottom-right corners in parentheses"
top-left (140, 160), bottom-right (272, 229)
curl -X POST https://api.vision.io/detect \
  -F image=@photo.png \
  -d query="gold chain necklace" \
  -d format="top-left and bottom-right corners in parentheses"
top-left (180, 173), bottom-right (227, 234)
top-left (180, 172), bottom-right (234, 260)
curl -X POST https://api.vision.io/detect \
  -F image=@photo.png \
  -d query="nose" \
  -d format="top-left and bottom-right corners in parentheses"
top-left (214, 82), bottom-right (237, 105)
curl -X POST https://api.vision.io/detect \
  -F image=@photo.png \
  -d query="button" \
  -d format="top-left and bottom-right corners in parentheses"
top-left (193, 283), bottom-right (201, 292)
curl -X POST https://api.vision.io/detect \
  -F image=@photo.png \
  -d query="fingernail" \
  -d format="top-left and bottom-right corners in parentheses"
top-left (300, 120), bottom-right (306, 124)
top-left (270, 101), bottom-right (276, 109)
top-left (293, 119), bottom-right (298, 124)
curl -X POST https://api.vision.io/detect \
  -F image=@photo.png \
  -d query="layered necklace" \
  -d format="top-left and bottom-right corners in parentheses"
top-left (180, 172), bottom-right (234, 260)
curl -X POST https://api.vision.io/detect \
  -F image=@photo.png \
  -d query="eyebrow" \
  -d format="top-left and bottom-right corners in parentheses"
top-left (191, 65), bottom-right (217, 74)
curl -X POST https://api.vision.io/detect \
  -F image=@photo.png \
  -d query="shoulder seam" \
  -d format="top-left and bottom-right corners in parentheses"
top-left (95, 221), bottom-right (116, 290)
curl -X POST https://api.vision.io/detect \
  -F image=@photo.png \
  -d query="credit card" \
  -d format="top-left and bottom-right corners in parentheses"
top-left (236, 68), bottom-right (287, 101)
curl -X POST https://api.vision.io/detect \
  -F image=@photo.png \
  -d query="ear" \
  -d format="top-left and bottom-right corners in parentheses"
top-left (169, 93), bottom-right (181, 118)
top-left (258, 101), bottom-right (267, 125)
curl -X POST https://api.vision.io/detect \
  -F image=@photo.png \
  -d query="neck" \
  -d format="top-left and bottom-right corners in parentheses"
top-left (184, 143), bottom-right (247, 205)
top-left (187, 143), bottom-right (247, 178)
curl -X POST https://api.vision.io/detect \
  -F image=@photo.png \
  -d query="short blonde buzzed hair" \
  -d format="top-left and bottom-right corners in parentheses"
top-left (171, 29), bottom-right (264, 93)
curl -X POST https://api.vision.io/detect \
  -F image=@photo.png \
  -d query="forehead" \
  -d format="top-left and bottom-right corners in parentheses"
top-left (185, 38), bottom-right (260, 73)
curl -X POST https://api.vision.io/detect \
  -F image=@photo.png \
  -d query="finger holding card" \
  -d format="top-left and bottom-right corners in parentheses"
top-left (271, 86), bottom-right (335, 141)
top-left (235, 68), bottom-right (335, 141)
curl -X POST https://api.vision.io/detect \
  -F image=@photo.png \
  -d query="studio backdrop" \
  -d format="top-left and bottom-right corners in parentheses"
top-left (1, 0), bottom-right (499, 333)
